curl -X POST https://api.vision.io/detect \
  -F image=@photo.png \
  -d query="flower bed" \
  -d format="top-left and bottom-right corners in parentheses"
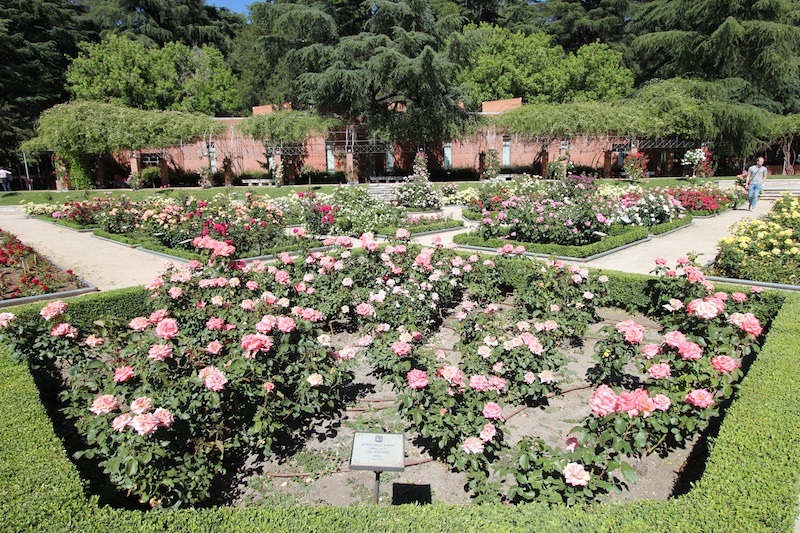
top-left (713, 194), bottom-right (800, 284)
top-left (24, 197), bottom-right (112, 229)
top-left (2, 264), bottom-right (798, 530)
top-left (0, 228), bottom-right (88, 300)
top-left (464, 177), bottom-right (693, 249)
top-left (378, 213), bottom-right (464, 236)
top-left (0, 223), bottom-right (784, 512)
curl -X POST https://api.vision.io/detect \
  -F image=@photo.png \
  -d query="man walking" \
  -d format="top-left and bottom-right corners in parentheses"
top-left (0, 167), bottom-right (12, 192)
top-left (746, 157), bottom-right (768, 211)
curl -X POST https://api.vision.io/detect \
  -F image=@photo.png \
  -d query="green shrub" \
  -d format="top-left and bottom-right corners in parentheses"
top-left (454, 227), bottom-right (650, 259)
top-left (1, 273), bottom-right (798, 530)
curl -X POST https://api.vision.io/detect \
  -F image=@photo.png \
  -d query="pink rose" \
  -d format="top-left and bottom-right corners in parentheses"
top-left (590, 385), bottom-right (618, 416)
top-left (111, 413), bottom-right (132, 432)
top-left (655, 258), bottom-right (667, 265)
top-left (153, 408), bottom-right (174, 428)
top-left (129, 396), bottom-right (152, 415)
top-left (39, 300), bottom-right (67, 320)
top-left (641, 344), bottom-right (661, 359)
top-left (206, 317), bottom-right (225, 330)
top-left (524, 372), bottom-right (536, 384)
top-left (263, 382), bottom-right (275, 392)
top-left (155, 318), bottom-right (179, 340)
top-left (652, 394), bottom-right (672, 411)
top-left (395, 228), bottom-right (411, 239)
top-left (685, 389), bottom-right (715, 408)
top-left (199, 366), bottom-right (228, 392)
top-left (462, 437), bottom-right (485, 454)
top-left (206, 340), bottom-right (224, 355)
top-left (51, 323), bottom-right (78, 338)
top-left (615, 320), bottom-right (646, 344)
top-left (356, 303), bottom-right (376, 317)
top-left (275, 270), bottom-right (291, 285)
top-left (489, 376), bottom-right (506, 391)
top-left (407, 369), bottom-right (428, 389)
top-left (470, 375), bottom-right (491, 392)
top-left (616, 388), bottom-right (654, 418)
top-left (678, 341), bottom-right (703, 361)
top-left (482, 402), bottom-right (504, 420)
top-left (89, 394), bottom-right (119, 415)
top-left (149, 309), bottom-right (169, 323)
top-left (538, 370), bottom-right (555, 384)
top-left (731, 292), bottom-right (747, 303)
top-left (728, 313), bottom-right (763, 337)
top-left (687, 298), bottom-right (721, 319)
top-left (648, 363), bottom-right (671, 379)
top-left (148, 343), bottom-right (173, 361)
top-left (711, 355), bottom-right (738, 373)
top-left (277, 316), bottom-right (296, 333)
top-left (663, 330), bottom-right (686, 348)
top-left (85, 334), bottom-right (105, 348)
top-left (131, 413), bottom-right (159, 435)
top-left (391, 341), bottom-right (412, 357)
top-left (113, 366), bottom-right (135, 383)
top-left (168, 287), bottom-right (184, 299)
top-left (479, 423), bottom-right (496, 442)
top-left (0, 312), bottom-right (15, 328)
top-left (563, 462), bottom-right (591, 487)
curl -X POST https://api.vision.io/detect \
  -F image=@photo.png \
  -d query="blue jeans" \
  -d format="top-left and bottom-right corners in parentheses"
top-left (748, 183), bottom-right (762, 208)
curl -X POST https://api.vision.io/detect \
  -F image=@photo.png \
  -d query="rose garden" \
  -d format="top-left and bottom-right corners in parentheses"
top-left (2, 173), bottom-right (799, 531)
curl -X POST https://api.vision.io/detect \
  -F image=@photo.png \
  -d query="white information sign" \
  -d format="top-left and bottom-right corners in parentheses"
top-left (349, 432), bottom-right (405, 472)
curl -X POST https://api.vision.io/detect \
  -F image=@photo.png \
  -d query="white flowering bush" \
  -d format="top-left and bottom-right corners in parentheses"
top-left (328, 186), bottom-right (404, 235)
top-left (395, 153), bottom-right (442, 210)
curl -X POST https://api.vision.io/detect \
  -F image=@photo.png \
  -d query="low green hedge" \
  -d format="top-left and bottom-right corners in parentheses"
top-left (34, 215), bottom-right (98, 231)
top-left (2, 274), bottom-right (799, 531)
top-left (650, 215), bottom-right (693, 235)
top-left (454, 227), bottom-right (650, 258)
top-left (377, 220), bottom-right (464, 236)
top-left (93, 230), bottom-right (324, 262)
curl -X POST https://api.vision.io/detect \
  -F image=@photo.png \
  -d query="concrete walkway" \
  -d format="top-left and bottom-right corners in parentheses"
top-left (0, 197), bottom-right (774, 292)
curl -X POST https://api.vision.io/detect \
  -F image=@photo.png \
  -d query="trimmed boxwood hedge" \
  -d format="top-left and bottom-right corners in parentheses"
top-left (454, 227), bottom-right (650, 258)
top-left (377, 220), bottom-right (464, 236)
top-left (2, 273), bottom-right (799, 531)
top-left (453, 217), bottom-right (693, 259)
top-left (93, 230), bottom-right (325, 262)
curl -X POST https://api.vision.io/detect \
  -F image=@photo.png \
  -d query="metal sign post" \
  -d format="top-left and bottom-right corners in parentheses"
top-left (349, 432), bottom-right (405, 504)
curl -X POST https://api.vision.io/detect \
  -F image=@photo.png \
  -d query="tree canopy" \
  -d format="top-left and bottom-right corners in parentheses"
top-left (632, 0), bottom-right (800, 113)
top-left (457, 24), bottom-right (634, 108)
top-left (66, 35), bottom-right (244, 116)
top-left (0, 0), bottom-right (88, 163)
top-left (82, 0), bottom-right (246, 53)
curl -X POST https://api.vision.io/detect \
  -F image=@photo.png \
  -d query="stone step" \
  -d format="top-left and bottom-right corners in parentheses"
top-left (367, 183), bottom-right (401, 202)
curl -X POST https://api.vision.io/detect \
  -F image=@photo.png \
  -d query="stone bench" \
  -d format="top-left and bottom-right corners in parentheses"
top-left (241, 178), bottom-right (276, 187)
top-left (368, 183), bottom-right (401, 202)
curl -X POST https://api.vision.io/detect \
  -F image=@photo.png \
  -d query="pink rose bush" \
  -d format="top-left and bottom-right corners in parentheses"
top-left (2, 231), bottom-right (774, 508)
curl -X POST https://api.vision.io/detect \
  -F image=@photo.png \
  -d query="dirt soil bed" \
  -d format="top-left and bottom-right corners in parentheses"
top-left (233, 306), bottom-right (696, 508)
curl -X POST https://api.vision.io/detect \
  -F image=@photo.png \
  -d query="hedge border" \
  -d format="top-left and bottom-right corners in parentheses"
top-left (377, 220), bottom-right (465, 236)
top-left (2, 271), bottom-right (799, 531)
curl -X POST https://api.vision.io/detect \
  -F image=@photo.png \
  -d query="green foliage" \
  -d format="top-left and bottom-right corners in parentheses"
top-left (66, 35), bottom-right (243, 116)
top-left (238, 110), bottom-right (336, 146)
top-left (538, 0), bottom-right (636, 53)
top-left (22, 101), bottom-right (222, 186)
top-left (454, 227), bottom-right (650, 259)
top-left (0, 0), bottom-right (88, 163)
top-left (632, 0), bottom-right (800, 114)
top-left (458, 25), bottom-right (634, 108)
top-left (1, 277), bottom-right (799, 529)
top-left (85, 0), bottom-right (245, 53)
top-left (286, 0), bottom-right (470, 142)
